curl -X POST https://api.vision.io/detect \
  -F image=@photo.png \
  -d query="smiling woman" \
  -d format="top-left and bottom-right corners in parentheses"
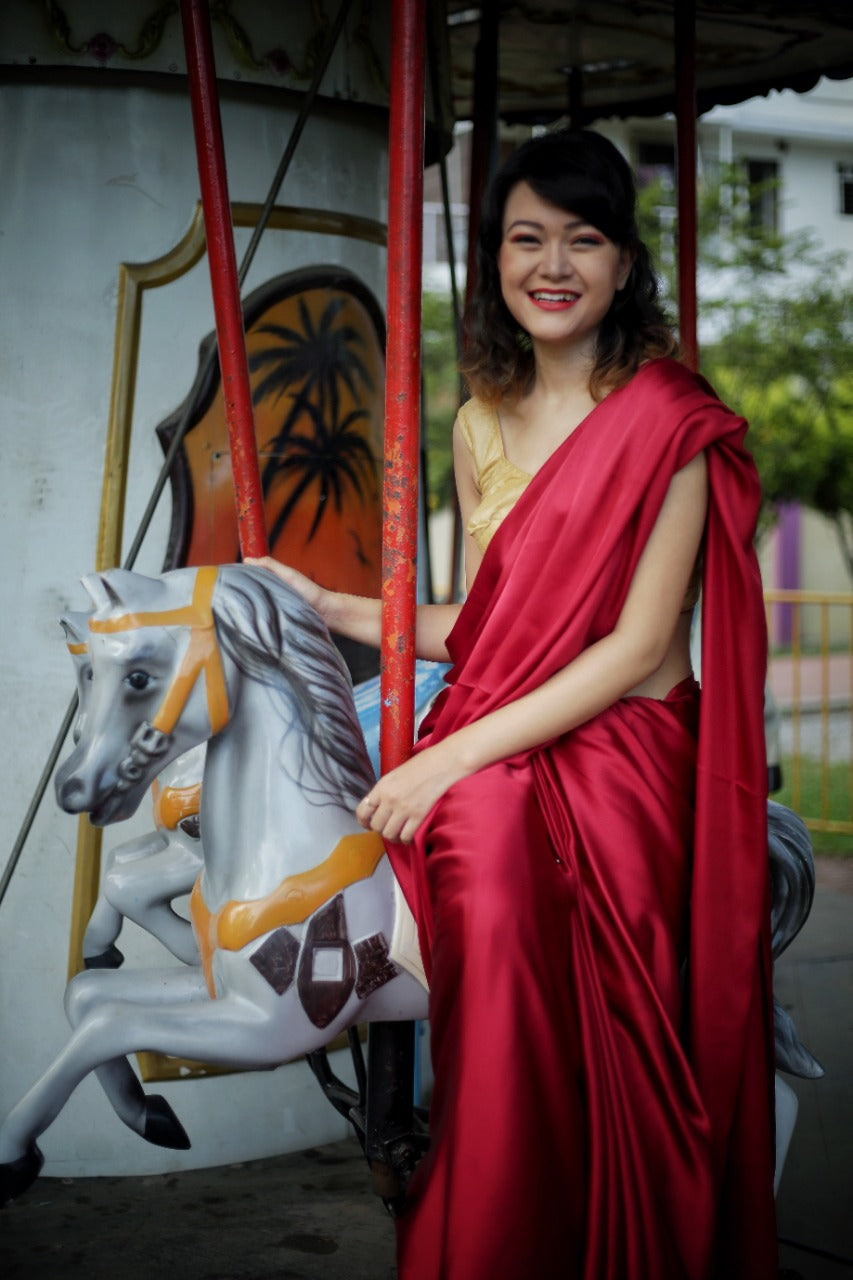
top-left (497, 185), bottom-right (633, 359)
top-left (258, 129), bottom-right (776, 1280)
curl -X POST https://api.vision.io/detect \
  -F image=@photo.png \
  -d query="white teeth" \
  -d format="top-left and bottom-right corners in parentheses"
top-left (531, 291), bottom-right (578, 302)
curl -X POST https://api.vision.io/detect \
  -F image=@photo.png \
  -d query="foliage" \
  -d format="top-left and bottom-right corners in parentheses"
top-left (777, 756), bottom-right (853, 856)
top-left (638, 166), bottom-right (853, 574)
top-left (422, 289), bottom-right (461, 511)
top-left (421, 164), bottom-right (853, 578)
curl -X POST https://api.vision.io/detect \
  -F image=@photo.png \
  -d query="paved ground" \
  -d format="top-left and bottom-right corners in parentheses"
top-left (776, 856), bottom-right (853, 1280)
top-left (2, 858), bottom-right (851, 1280)
top-left (0, 1141), bottom-right (397, 1280)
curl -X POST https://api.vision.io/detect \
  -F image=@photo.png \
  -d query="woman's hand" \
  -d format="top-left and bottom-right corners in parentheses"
top-left (244, 556), bottom-right (328, 616)
top-left (356, 744), bottom-right (468, 844)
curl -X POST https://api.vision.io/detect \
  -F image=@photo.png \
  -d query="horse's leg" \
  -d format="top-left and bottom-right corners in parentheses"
top-left (82, 831), bottom-right (168, 967)
top-left (62, 966), bottom-right (206, 1150)
top-left (0, 970), bottom-right (299, 1205)
top-left (103, 838), bottom-right (201, 966)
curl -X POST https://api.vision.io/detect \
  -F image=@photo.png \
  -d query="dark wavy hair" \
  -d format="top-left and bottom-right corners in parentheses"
top-left (461, 129), bottom-right (677, 404)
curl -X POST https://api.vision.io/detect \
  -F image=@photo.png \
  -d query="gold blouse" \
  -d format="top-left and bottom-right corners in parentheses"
top-left (455, 397), bottom-right (530, 554)
top-left (455, 395), bottom-right (701, 611)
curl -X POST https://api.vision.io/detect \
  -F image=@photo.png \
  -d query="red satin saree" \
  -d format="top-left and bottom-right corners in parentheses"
top-left (388, 359), bottom-right (776, 1279)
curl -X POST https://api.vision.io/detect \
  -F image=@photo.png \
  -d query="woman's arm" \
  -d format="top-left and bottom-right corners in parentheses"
top-left (356, 451), bottom-right (709, 842)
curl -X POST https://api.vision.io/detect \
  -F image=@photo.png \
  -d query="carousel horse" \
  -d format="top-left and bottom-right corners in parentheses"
top-left (766, 798), bottom-right (824, 1189)
top-left (61, 612), bottom-right (203, 970)
top-left (0, 565), bottom-right (429, 1203)
top-left (59, 614), bottom-right (445, 975)
top-left (0, 566), bottom-right (820, 1206)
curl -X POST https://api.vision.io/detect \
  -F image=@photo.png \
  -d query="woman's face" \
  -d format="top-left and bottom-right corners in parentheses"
top-left (497, 181), bottom-right (633, 356)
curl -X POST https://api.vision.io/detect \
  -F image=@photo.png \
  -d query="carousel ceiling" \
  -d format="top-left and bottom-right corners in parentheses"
top-left (444, 2), bottom-right (853, 125)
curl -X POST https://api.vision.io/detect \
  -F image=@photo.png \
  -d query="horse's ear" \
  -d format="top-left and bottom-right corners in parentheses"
top-left (81, 573), bottom-right (124, 613)
top-left (59, 611), bottom-right (89, 647)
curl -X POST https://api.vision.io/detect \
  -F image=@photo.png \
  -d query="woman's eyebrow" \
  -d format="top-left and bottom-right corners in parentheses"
top-left (505, 217), bottom-right (587, 232)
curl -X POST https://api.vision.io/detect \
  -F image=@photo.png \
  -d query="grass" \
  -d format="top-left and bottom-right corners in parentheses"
top-left (775, 755), bottom-right (853, 856)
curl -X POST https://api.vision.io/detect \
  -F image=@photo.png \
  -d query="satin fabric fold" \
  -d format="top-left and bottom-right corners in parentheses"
top-left (388, 359), bottom-right (776, 1279)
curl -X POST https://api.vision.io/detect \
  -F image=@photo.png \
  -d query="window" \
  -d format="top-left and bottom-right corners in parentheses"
top-left (839, 165), bottom-right (853, 216)
top-left (745, 159), bottom-right (779, 233)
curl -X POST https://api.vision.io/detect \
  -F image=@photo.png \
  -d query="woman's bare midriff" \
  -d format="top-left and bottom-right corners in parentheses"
top-left (624, 611), bottom-right (696, 701)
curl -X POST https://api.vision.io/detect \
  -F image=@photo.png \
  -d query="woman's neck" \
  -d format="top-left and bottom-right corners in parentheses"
top-left (527, 337), bottom-right (596, 405)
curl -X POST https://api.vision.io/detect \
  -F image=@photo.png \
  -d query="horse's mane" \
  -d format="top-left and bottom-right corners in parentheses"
top-left (212, 566), bottom-right (375, 808)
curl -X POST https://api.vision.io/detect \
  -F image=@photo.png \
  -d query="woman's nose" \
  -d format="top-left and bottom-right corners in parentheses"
top-left (541, 239), bottom-right (571, 277)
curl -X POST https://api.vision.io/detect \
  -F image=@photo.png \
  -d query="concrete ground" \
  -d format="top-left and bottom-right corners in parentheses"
top-left (2, 857), bottom-right (851, 1280)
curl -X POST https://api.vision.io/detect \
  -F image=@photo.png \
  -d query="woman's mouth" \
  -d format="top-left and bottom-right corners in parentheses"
top-left (528, 290), bottom-right (580, 310)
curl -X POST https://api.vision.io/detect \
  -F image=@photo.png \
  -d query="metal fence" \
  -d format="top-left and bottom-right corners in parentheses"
top-left (764, 589), bottom-right (853, 835)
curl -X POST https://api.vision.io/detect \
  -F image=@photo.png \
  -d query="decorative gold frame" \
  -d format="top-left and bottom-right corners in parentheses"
top-left (68, 203), bottom-right (386, 1081)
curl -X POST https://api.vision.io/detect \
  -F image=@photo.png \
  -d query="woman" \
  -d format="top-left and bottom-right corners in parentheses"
top-left (253, 130), bottom-right (777, 1279)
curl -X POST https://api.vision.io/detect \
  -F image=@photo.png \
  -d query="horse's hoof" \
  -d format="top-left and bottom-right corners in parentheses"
top-left (0, 1143), bottom-right (44, 1206)
top-left (83, 944), bottom-right (125, 970)
top-left (143, 1095), bottom-right (191, 1150)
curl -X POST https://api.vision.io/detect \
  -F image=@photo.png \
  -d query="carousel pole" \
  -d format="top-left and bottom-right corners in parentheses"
top-left (366, 0), bottom-right (427, 1207)
top-left (675, 0), bottom-right (699, 373)
top-left (180, 0), bottom-right (268, 559)
top-left (379, 0), bottom-right (427, 773)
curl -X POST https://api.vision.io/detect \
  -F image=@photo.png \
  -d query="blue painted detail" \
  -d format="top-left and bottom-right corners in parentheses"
top-left (353, 661), bottom-right (450, 777)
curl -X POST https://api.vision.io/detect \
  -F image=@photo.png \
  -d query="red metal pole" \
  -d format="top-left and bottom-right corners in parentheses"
top-left (675, 0), bottom-right (699, 373)
top-left (380, 0), bottom-right (426, 774)
top-left (180, 0), bottom-right (268, 558)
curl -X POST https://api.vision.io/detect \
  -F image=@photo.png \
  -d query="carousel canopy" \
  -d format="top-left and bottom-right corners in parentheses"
top-left (445, 2), bottom-right (853, 125)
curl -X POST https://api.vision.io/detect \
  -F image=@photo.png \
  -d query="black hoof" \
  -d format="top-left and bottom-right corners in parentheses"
top-left (0, 1143), bottom-right (44, 1206)
top-left (83, 944), bottom-right (125, 970)
top-left (143, 1095), bottom-right (191, 1150)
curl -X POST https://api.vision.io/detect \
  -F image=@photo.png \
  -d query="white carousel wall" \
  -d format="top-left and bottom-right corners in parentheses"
top-left (0, 7), bottom-right (395, 1176)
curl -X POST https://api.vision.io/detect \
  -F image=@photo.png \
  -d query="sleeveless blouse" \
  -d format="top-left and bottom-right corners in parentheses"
top-left (455, 395), bottom-right (701, 611)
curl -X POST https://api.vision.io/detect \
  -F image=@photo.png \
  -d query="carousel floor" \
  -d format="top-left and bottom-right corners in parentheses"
top-left (2, 857), bottom-right (851, 1280)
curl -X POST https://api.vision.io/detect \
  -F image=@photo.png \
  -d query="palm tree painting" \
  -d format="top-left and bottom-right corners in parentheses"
top-left (249, 291), bottom-right (379, 556)
top-left (159, 265), bottom-right (386, 613)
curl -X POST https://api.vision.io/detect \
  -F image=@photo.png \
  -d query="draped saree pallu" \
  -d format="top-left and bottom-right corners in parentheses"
top-left (387, 359), bottom-right (777, 1280)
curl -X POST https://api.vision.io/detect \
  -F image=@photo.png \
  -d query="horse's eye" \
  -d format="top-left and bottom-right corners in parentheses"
top-left (124, 670), bottom-right (152, 692)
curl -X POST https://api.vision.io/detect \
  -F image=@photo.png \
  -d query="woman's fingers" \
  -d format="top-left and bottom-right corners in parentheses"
top-left (356, 788), bottom-right (425, 844)
top-left (244, 557), bottom-right (322, 609)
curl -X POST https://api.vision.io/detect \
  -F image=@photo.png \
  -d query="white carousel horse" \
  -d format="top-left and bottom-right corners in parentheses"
top-left (61, 611), bottom-right (203, 970)
top-left (0, 565), bottom-right (429, 1203)
top-left (59, 615), bottom-right (446, 974)
top-left (0, 567), bottom-right (819, 1205)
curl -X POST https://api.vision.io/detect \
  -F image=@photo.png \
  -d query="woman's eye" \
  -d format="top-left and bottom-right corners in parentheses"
top-left (124, 670), bottom-right (152, 692)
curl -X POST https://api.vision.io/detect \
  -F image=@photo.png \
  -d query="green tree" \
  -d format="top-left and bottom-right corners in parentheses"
top-left (639, 167), bottom-right (853, 575)
top-left (422, 289), bottom-right (460, 511)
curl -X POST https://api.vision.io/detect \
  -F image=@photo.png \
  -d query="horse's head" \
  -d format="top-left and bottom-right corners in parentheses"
top-left (55, 566), bottom-right (230, 825)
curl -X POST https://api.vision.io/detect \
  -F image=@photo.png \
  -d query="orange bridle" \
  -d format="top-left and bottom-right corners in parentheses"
top-left (88, 566), bottom-right (229, 736)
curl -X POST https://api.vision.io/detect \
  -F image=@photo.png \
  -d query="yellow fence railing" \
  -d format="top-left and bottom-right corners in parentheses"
top-left (764, 589), bottom-right (853, 836)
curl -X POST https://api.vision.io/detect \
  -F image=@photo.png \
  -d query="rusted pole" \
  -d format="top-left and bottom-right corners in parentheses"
top-left (675, 0), bottom-right (699, 372)
top-left (380, 0), bottom-right (426, 773)
top-left (180, 0), bottom-right (268, 558)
